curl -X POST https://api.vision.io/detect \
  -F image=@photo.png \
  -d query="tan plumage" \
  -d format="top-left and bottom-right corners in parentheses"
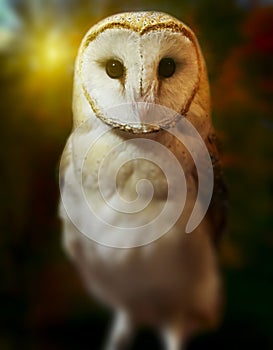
top-left (59, 11), bottom-right (227, 350)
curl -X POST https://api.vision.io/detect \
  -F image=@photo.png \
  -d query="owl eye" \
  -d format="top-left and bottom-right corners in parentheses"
top-left (158, 58), bottom-right (176, 78)
top-left (106, 59), bottom-right (124, 79)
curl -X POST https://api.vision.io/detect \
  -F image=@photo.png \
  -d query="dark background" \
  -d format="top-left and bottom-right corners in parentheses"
top-left (0, 0), bottom-right (273, 349)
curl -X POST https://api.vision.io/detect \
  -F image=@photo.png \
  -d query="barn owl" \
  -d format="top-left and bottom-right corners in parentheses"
top-left (59, 11), bottom-right (227, 350)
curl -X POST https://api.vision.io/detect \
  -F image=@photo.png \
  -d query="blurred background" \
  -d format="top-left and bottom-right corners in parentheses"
top-left (0, 0), bottom-right (273, 349)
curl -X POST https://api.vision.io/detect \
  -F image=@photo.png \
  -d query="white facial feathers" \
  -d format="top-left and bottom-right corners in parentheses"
top-left (74, 12), bottom-right (210, 133)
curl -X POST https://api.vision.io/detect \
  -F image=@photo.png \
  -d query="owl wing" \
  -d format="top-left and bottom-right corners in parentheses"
top-left (59, 136), bottom-right (72, 193)
top-left (205, 131), bottom-right (228, 245)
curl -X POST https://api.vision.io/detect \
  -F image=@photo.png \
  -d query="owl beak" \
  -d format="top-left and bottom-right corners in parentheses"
top-left (139, 79), bottom-right (158, 103)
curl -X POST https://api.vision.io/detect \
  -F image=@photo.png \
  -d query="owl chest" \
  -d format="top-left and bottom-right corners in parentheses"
top-left (71, 133), bottom-right (197, 247)
top-left (81, 141), bottom-right (171, 203)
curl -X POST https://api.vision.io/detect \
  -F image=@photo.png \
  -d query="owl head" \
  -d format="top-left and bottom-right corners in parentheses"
top-left (73, 12), bottom-right (211, 135)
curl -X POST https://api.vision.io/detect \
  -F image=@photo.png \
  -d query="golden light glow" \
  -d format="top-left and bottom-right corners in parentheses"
top-left (19, 27), bottom-right (76, 120)
top-left (27, 30), bottom-right (74, 74)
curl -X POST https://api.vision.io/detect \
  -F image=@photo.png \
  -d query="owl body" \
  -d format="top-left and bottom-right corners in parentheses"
top-left (60, 12), bottom-right (226, 350)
